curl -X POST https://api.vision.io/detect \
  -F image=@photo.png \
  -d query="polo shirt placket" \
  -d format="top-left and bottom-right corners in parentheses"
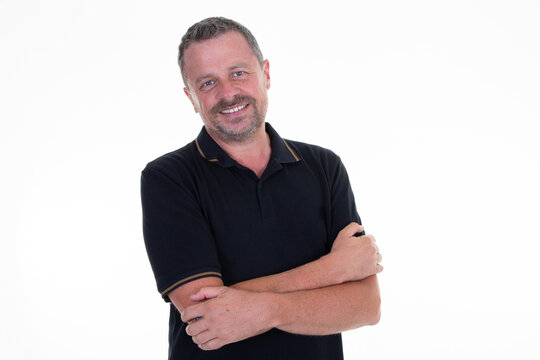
top-left (194, 124), bottom-right (301, 222)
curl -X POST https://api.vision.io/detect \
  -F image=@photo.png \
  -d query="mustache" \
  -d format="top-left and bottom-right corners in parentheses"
top-left (211, 95), bottom-right (255, 113)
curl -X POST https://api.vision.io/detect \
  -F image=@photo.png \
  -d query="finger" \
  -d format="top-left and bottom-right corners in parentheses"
top-left (343, 222), bottom-right (364, 236)
top-left (181, 306), bottom-right (202, 323)
top-left (186, 319), bottom-right (206, 336)
top-left (358, 233), bottom-right (373, 241)
top-left (376, 264), bottom-right (384, 273)
top-left (192, 330), bottom-right (214, 345)
top-left (188, 316), bottom-right (203, 324)
top-left (189, 291), bottom-right (207, 302)
top-left (377, 253), bottom-right (383, 264)
top-left (189, 286), bottom-right (225, 301)
top-left (199, 338), bottom-right (226, 351)
top-left (366, 234), bottom-right (376, 244)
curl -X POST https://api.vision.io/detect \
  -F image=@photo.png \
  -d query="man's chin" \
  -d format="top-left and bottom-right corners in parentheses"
top-left (218, 128), bottom-right (256, 142)
top-left (214, 120), bottom-right (262, 143)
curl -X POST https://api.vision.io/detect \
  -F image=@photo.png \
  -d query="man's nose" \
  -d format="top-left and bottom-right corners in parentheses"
top-left (217, 79), bottom-right (238, 102)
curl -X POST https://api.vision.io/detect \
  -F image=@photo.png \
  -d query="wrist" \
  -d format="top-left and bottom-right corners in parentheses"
top-left (321, 252), bottom-right (348, 284)
top-left (263, 291), bottom-right (285, 329)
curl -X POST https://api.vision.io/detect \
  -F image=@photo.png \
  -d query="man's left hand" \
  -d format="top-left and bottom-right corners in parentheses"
top-left (181, 286), bottom-right (277, 351)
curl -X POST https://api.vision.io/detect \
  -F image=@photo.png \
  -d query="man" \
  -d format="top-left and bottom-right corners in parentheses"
top-left (141, 17), bottom-right (383, 359)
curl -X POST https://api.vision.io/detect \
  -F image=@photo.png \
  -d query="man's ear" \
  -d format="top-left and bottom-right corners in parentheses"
top-left (263, 60), bottom-right (271, 90)
top-left (184, 87), bottom-right (199, 113)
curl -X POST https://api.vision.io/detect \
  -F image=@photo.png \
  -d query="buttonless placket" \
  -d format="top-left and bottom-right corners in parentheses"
top-left (231, 162), bottom-right (267, 219)
top-left (257, 159), bottom-right (283, 219)
top-left (233, 158), bottom-right (284, 219)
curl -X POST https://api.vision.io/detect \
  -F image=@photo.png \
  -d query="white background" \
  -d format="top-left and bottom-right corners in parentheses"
top-left (1, 0), bottom-right (539, 359)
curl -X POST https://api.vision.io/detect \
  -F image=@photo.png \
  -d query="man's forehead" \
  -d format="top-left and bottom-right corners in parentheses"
top-left (183, 31), bottom-right (259, 80)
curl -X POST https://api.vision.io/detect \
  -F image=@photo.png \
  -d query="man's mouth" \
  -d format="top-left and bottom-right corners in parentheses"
top-left (220, 104), bottom-right (248, 114)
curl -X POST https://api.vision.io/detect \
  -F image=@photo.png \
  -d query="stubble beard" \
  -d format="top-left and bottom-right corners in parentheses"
top-left (206, 94), bottom-right (266, 143)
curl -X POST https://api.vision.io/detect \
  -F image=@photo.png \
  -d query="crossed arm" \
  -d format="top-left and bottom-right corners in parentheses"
top-left (169, 222), bottom-right (383, 351)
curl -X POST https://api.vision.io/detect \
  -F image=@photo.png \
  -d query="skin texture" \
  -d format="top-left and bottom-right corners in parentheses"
top-left (172, 30), bottom-right (383, 351)
top-left (183, 32), bottom-right (269, 141)
top-left (182, 276), bottom-right (380, 350)
top-left (169, 223), bottom-right (383, 350)
top-left (183, 31), bottom-right (272, 178)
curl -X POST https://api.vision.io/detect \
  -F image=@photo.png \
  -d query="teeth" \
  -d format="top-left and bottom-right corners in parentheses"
top-left (220, 104), bottom-right (247, 114)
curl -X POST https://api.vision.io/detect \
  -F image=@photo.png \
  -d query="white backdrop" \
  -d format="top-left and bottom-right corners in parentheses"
top-left (1, 0), bottom-right (539, 359)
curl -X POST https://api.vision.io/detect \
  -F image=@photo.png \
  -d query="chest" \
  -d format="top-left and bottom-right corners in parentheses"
top-left (197, 161), bottom-right (331, 284)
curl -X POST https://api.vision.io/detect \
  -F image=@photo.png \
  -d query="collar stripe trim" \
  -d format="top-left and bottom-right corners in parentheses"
top-left (195, 138), bottom-right (219, 162)
top-left (161, 271), bottom-right (222, 296)
top-left (283, 140), bottom-right (300, 162)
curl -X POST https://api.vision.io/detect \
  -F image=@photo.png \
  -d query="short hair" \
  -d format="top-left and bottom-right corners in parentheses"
top-left (178, 17), bottom-right (264, 86)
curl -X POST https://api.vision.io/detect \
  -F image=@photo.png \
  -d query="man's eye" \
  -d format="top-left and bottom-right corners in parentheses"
top-left (202, 80), bottom-right (214, 88)
top-left (233, 71), bottom-right (244, 77)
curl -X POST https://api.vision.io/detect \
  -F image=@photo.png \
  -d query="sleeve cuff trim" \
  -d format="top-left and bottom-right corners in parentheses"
top-left (160, 271), bottom-right (222, 296)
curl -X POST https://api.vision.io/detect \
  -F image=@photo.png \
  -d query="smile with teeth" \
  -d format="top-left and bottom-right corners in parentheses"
top-left (220, 104), bottom-right (248, 114)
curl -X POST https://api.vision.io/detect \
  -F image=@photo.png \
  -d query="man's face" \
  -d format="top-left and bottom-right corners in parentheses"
top-left (183, 31), bottom-right (270, 143)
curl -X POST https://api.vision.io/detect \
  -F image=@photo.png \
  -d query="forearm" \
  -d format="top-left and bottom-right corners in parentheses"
top-left (232, 223), bottom-right (381, 294)
top-left (181, 222), bottom-right (383, 349)
top-left (232, 253), bottom-right (345, 293)
top-left (183, 275), bottom-right (381, 350)
top-left (269, 275), bottom-right (381, 335)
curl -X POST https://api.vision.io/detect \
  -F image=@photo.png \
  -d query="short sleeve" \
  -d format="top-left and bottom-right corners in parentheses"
top-left (141, 165), bottom-right (221, 302)
top-left (328, 156), bottom-right (363, 242)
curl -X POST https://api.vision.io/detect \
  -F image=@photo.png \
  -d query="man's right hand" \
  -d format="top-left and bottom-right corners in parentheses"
top-left (327, 222), bottom-right (383, 283)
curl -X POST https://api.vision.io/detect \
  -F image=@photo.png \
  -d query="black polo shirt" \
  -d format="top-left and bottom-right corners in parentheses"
top-left (141, 123), bottom-right (361, 360)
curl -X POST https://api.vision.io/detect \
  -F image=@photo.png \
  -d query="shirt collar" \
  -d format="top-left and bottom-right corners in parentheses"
top-left (195, 122), bottom-right (301, 167)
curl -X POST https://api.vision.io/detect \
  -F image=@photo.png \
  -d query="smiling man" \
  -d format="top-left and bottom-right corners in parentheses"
top-left (141, 17), bottom-right (383, 359)
top-left (182, 30), bottom-right (269, 144)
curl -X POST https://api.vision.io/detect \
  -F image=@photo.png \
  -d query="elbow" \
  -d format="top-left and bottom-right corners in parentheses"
top-left (364, 276), bottom-right (381, 326)
top-left (349, 275), bottom-right (382, 329)
top-left (350, 293), bottom-right (380, 330)
top-left (369, 300), bottom-right (381, 325)
top-left (365, 291), bottom-right (381, 326)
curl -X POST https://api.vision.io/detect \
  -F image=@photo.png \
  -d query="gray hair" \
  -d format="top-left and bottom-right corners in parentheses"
top-left (178, 17), bottom-right (264, 86)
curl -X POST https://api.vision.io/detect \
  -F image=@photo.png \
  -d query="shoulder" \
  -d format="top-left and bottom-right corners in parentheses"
top-left (140, 141), bottom-right (208, 205)
top-left (142, 141), bottom-right (198, 178)
top-left (140, 141), bottom-right (208, 197)
top-left (286, 139), bottom-right (343, 168)
top-left (283, 139), bottom-right (348, 185)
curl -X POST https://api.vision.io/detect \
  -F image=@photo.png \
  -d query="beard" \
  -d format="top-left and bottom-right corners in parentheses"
top-left (205, 94), bottom-right (266, 143)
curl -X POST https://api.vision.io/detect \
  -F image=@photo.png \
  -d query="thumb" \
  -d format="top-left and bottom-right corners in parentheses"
top-left (190, 286), bottom-right (226, 301)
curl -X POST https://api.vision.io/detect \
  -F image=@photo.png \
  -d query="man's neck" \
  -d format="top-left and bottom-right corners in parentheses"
top-left (207, 125), bottom-right (272, 178)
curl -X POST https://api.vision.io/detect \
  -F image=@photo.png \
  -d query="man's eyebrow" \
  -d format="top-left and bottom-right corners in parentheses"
top-left (194, 73), bottom-right (214, 86)
top-left (228, 63), bottom-right (250, 70)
